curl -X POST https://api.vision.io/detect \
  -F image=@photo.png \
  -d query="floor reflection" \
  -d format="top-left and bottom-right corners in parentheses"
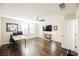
top-left (0, 37), bottom-right (67, 56)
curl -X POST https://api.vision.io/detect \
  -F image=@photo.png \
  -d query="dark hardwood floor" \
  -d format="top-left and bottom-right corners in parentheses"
top-left (0, 37), bottom-right (67, 56)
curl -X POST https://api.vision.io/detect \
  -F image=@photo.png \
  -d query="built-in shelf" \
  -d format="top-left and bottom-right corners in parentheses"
top-left (43, 31), bottom-right (52, 34)
top-left (43, 31), bottom-right (52, 41)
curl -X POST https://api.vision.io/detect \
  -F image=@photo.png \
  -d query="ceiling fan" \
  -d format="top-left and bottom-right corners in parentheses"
top-left (36, 17), bottom-right (45, 22)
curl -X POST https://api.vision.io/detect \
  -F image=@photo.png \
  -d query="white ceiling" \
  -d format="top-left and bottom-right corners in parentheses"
top-left (0, 3), bottom-right (79, 20)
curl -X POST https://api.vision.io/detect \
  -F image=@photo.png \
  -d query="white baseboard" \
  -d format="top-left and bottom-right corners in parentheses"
top-left (0, 42), bottom-right (9, 46)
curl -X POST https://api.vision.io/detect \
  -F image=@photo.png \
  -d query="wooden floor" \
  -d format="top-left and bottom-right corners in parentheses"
top-left (0, 37), bottom-right (67, 56)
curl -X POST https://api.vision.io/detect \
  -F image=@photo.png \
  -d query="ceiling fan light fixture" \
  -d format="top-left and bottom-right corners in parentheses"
top-left (36, 16), bottom-right (45, 21)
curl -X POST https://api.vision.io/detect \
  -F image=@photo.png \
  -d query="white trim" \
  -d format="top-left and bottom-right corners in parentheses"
top-left (0, 17), bottom-right (1, 47)
top-left (1, 42), bottom-right (10, 46)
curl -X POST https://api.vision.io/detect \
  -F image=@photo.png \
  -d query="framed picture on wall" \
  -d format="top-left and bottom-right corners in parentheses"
top-left (6, 23), bottom-right (18, 32)
top-left (53, 25), bottom-right (58, 31)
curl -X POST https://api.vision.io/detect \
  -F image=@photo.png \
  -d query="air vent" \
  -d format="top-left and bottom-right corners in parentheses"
top-left (59, 3), bottom-right (65, 9)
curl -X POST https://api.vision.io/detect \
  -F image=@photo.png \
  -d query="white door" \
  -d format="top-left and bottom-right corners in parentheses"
top-left (66, 20), bottom-right (76, 51)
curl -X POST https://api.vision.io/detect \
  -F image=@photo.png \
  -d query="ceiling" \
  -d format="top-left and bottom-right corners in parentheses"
top-left (0, 3), bottom-right (79, 21)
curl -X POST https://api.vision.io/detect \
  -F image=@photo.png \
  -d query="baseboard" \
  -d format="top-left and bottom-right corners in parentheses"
top-left (0, 42), bottom-right (9, 46)
top-left (0, 44), bottom-right (1, 47)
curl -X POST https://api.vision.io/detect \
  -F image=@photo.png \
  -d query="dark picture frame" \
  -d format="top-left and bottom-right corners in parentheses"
top-left (6, 23), bottom-right (18, 32)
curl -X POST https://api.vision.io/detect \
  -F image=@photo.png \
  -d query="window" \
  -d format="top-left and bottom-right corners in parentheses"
top-left (22, 24), bottom-right (29, 35)
top-left (29, 24), bottom-right (35, 34)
